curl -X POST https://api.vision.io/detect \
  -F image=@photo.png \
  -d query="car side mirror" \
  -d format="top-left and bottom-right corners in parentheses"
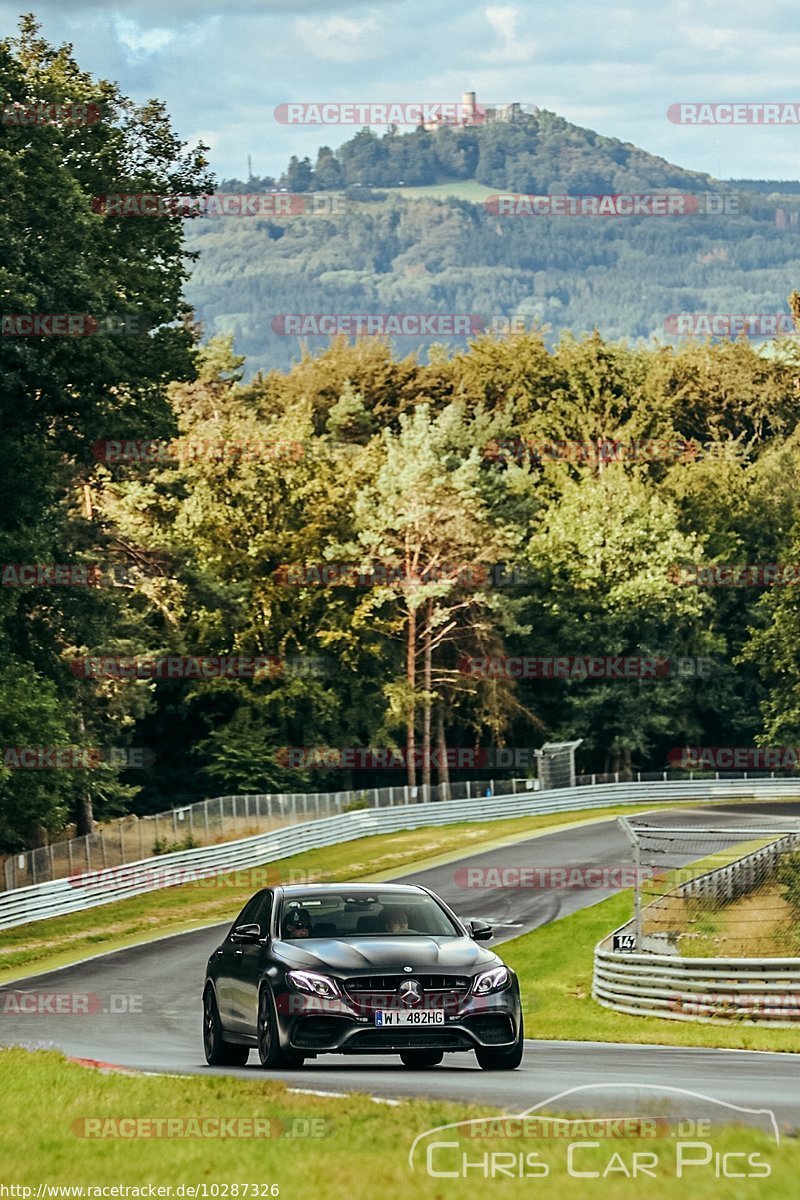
top-left (231, 923), bottom-right (261, 943)
top-left (469, 919), bottom-right (493, 941)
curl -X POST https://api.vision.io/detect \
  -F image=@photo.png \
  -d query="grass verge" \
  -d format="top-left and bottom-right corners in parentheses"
top-left (0, 803), bottom-right (668, 981)
top-left (502, 890), bottom-right (800, 1052)
top-left (1, 1048), bottom-right (795, 1197)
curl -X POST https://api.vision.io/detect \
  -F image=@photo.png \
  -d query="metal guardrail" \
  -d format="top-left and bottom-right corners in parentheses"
top-left (594, 829), bottom-right (800, 1025)
top-left (4, 765), bottom-right (790, 892)
top-left (2, 776), bottom-right (800, 932)
top-left (593, 951), bottom-right (800, 1024)
top-left (2, 776), bottom-right (520, 892)
top-left (678, 832), bottom-right (800, 908)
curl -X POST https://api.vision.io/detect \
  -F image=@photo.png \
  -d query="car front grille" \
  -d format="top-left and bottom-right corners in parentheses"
top-left (343, 974), bottom-right (471, 1011)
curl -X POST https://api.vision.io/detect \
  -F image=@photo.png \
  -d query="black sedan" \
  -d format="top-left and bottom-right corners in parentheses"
top-left (203, 882), bottom-right (523, 1070)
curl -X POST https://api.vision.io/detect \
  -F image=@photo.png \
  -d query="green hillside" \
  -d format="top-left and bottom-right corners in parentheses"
top-left (181, 112), bottom-right (800, 377)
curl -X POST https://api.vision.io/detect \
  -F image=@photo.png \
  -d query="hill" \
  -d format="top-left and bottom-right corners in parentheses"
top-left (219, 108), bottom-right (719, 195)
top-left (185, 113), bottom-right (800, 376)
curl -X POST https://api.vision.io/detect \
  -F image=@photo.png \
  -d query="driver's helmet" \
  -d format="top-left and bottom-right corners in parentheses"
top-left (283, 906), bottom-right (312, 936)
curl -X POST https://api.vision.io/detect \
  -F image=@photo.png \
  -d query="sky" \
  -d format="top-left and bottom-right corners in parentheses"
top-left (2, 0), bottom-right (800, 183)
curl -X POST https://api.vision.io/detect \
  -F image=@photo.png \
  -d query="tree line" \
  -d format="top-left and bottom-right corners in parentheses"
top-left (4, 22), bottom-right (800, 851)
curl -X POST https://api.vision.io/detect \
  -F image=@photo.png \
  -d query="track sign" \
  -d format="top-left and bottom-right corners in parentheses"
top-left (613, 933), bottom-right (637, 952)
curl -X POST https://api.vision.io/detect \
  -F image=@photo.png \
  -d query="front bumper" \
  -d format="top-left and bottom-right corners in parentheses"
top-left (274, 982), bottom-right (521, 1054)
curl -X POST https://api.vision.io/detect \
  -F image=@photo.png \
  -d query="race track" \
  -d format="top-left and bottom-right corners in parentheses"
top-left (2, 802), bottom-right (799, 1130)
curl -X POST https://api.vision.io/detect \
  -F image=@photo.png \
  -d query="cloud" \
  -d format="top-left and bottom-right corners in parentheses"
top-left (482, 5), bottom-right (537, 64)
top-left (113, 18), bottom-right (175, 56)
top-left (3, 0), bottom-right (394, 11)
top-left (2, 0), bottom-right (800, 181)
top-left (485, 5), bottom-right (518, 41)
top-left (293, 14), bottom-right (381, 62)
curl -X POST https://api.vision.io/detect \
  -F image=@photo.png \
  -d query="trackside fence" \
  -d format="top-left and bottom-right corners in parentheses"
top-left (3, 767), bottom-right (791, 892)
top-left (1, 776), bottom-right (534, 892)
top-left (2, 776), bottom-right (800, 931)
top-left (594, 824), bottom-right (800, 1026)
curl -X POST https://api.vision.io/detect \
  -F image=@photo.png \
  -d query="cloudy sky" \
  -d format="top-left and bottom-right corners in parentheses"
top-left (2, 0), bottom-right (799, 183)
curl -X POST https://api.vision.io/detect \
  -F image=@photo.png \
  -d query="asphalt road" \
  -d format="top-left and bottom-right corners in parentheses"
top-left (404, 802), bottom-right (800, 941)
top-left (2, 802), bottom-right (799, 1130)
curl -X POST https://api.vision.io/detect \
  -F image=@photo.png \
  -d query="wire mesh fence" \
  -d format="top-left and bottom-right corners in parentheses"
top-left (0, 776), bottom-right (539, 891)
top-left (619, 819), bottom-right (800, 958)
top-left (5, 763), bottom-right (798, 894)
top-left (537, 739), bottom-right (582, 788)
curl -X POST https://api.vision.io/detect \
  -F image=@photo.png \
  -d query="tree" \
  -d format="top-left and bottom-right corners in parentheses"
top-left (519, 469), bottom-right (716, 774)
top-left (343, 403), bottom-right (526, 787)
top-left (0, 18), bottom-right (212, 843)
top-left (284, 155), bottom-right (313, 192)
top-left (0, 666), bottom-right (71, 850)
top-left (314, 147), bottom-right (343, 191)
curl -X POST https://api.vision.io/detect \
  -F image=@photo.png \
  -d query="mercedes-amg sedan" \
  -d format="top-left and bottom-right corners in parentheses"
top-left (203, 882), bottom-right (523, 1070)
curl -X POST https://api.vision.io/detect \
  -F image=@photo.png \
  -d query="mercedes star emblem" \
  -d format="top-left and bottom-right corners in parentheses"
top-left (399, 979), bottom-right (423, 1007)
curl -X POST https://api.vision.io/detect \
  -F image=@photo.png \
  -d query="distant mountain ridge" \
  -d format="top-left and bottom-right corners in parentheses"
top-left (187, 111), bottom-right (800, 378)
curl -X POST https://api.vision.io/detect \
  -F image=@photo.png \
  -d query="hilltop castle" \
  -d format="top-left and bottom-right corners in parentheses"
top-left (421, 92), bottom-right (540, 131)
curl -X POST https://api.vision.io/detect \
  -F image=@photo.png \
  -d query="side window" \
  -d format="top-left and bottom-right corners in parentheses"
top-left (251, 891), bottom-right (273, 936)
top-left (228, 893), bottom-right (264, 938)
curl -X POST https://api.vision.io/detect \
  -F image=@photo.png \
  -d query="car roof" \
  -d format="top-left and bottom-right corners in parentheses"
top-left (279, 882), bottom-right (427, 896)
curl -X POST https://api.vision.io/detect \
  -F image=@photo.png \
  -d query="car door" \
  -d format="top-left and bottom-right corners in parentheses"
top-left (229, 890), bottom-right (274, 1035)
top-left (214, 894), bottom-right (265, 1028)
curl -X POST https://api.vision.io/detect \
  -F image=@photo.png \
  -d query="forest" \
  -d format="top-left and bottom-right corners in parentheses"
top-left (5, 21), bottom-right (800, 851)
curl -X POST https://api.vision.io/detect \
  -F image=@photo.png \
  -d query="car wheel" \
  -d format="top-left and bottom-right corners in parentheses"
top-left (257, 987), bottom-right (305, 1069)
top-left (475, 1018), bottom-right (524, 1071)
top-left (399, 1050), bottom-right (444, 1068)
top-left (203, 986), bottom-right (250, 1067)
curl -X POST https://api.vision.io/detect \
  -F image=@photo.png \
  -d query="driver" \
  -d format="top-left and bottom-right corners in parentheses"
top-left (382, 905), bottom-right (412, 933)
top-left (283, 906), bottom-right (312, 939)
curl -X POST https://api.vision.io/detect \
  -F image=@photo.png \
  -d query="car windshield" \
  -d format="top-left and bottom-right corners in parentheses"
top-left (279, 891), bottom-right (460, 938)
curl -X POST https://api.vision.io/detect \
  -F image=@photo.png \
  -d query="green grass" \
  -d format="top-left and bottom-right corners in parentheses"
top-left (0, 804), bottom-right (668, 981)
top-left (630, 836), bottom-right (799, 959)
top-left (384, 180), bottom-right (498, 202)
top-left (1, 1048), bottom-right (795, 1196)
top-left (502, 890), bottom-right (800, 1052)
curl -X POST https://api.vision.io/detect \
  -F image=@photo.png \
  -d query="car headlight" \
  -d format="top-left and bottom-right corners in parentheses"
top-left (473, 966), bottom-right (510, 995)
top-left (286, 970), bottom-right (339, 1000)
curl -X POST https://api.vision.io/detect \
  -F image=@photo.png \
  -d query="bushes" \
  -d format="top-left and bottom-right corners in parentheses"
top-left (777, 851), bottom-right (800, 912)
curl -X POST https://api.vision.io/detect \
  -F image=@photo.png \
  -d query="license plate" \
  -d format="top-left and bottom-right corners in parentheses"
top-left (374, 1010), bottom-right (445, 1026)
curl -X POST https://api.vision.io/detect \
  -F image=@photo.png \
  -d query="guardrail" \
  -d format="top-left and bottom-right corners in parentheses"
top-left (2, 776), bottom-right (799, 932)
top-left (2, 776), bottom-right (522, 892)
top-left (678, 832), bottom-right (800, 908)
top-left (593, 950), bottom-right (800, 1024)
top-left (4, 765), bottom-right (791, 893)
top-left (594, 828), bottom-right (800, 1025)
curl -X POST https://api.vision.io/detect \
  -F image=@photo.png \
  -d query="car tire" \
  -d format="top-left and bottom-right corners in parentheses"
top-left (257, 987), bottom-right (305, 1070)
top-left (475, 1018), bottom-right (524, 1071)
top-left (203, 986), bottom-right (250, 1067)
top-left (399, 1050), bottom-right (444, 1068)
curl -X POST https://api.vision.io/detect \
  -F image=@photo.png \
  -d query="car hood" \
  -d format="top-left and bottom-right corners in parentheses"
top-left (274, 935), bottom-right (501, 973)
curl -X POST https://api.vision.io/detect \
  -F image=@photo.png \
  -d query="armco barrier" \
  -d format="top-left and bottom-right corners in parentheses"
top-left (674, 831), bottom-right (800, 908)
top-left (2, 776), bottom-right (799, 932)
top-left (2, 776), bottom-right (520, 891)
top-left (594, 828), bottom-right (800, 1026)
top-left (593, 950), bottom-right (800, 1024)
